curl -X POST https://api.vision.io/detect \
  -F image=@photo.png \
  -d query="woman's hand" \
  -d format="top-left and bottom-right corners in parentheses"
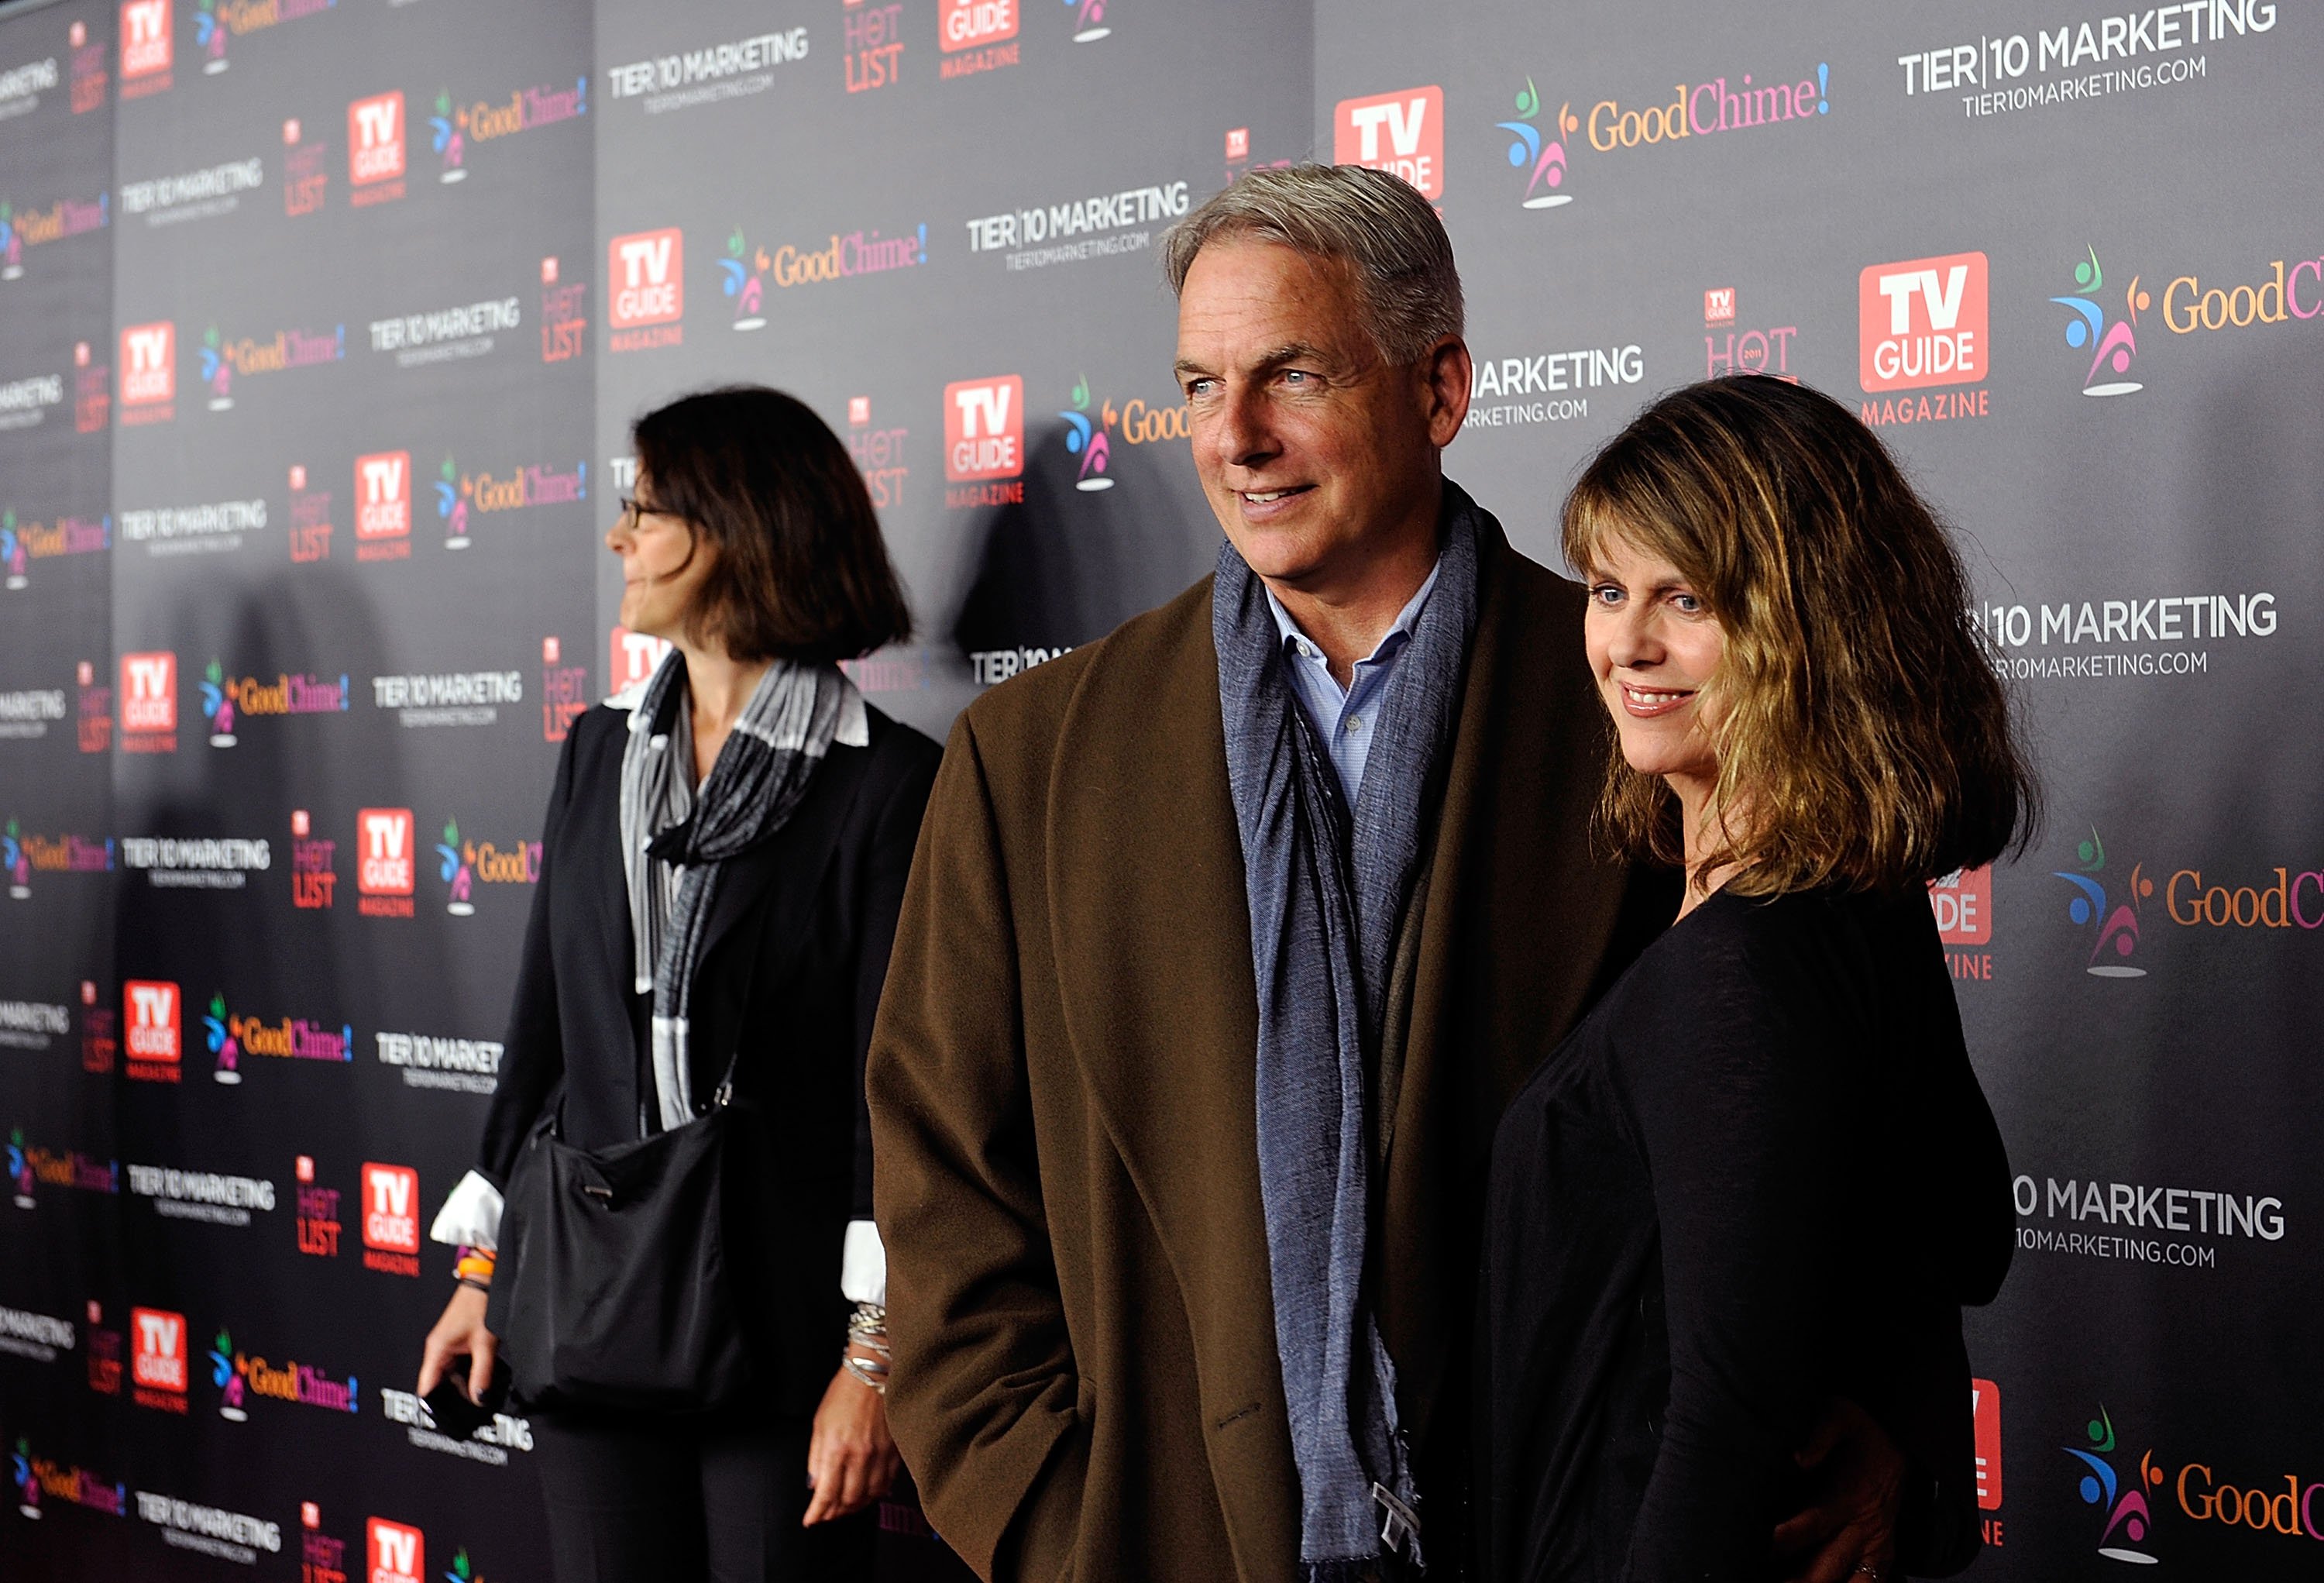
top-left (803, 1350), bottom-right (902, 1526)
top-left (1773, 1397), bottom-right (1903, 1583)
top-left (417, 1284), bottom-right (498, 1405)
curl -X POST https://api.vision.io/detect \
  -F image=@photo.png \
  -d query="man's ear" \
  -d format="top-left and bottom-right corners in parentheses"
top-left (1422, 337), bottom-right (1473, 448)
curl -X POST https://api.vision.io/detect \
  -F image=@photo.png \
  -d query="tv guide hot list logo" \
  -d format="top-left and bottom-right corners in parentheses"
top-left (1701, 287), bottom-right (1802, 382)
top-left (1930, 865), bottom-right (1993, 982)
top-left (945, 376), bottom-right (1023, 508)
top-left (123, 979), bottom-right (184, 1082)
top-left (609, 228), bottom-right (682, 351)
top-left (1858, 252), bottom-right (1991, 427)
top-left (1336, 86), bottom-right (1444, 199)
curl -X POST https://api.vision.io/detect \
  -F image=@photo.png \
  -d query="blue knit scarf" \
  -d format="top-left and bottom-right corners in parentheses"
top-left (1214, 492), bottom-right (1480, 1578)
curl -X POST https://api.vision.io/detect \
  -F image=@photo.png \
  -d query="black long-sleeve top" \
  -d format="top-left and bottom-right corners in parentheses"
top-left (1480, 885), bottom-right (2013, 1582)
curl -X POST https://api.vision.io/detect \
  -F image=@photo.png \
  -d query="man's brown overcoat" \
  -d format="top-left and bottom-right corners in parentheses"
top-left (868, 512), bottom-right (1655, 1582)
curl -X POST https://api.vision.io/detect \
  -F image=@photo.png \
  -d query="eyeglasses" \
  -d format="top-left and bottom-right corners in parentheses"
top-left (615, 495), bottom-right (684, 528)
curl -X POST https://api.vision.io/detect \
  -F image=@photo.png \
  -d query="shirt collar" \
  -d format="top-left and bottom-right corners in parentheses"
top-left (1263, 557), bottom-right (1443, 667)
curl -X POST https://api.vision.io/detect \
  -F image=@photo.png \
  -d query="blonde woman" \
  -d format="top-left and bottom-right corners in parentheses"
top-left (1480, 376), bottom-right (2033, 1581)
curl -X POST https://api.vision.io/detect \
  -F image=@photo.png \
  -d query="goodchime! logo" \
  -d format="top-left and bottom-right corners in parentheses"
top-left (722, 226), bottom-right (768, 329)
top-left (2064, 1405), bottom-right (2164, 1561)
top-left (1494, 77), bottom-right (1576, 208)
top-left (435, 818), bottom-right (538, 915)
top-left (2050, 246), bottom-right (2147, 397)
top-left (1057, 375), bottom-right (1112, 490)
top-left (429, 76), bottom-right (586, 182)
top-left (2054, 827), bottom-right (2151, 977)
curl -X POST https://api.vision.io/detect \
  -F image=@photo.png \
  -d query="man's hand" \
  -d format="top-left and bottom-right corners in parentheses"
top-left (803, 1352), bottom-right (902, 1526)
top-left (1772, 1398), bottom-right (1904, 1583)
top-left (417, 1284), bottom-right (497, 1404)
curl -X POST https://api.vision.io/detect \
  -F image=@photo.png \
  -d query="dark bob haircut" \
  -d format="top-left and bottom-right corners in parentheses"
top-left (1563, 374), bottom-right (2040, 896)
top-left (631, 385), bottom-right (913, 665)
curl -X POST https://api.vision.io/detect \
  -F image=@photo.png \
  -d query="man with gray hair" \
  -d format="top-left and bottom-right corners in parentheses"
top-left (869, 164), bottom-right (1898, 1582)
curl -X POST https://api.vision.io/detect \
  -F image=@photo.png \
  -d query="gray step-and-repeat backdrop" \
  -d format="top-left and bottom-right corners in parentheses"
top-left (2, 0), bottom-right (2319, 1577)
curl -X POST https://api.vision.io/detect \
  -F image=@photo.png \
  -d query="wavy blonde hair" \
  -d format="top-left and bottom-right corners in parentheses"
top-left (1562, 376), bottom-right (2038, 896)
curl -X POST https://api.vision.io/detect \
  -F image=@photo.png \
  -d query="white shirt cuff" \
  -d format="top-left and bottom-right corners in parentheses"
top-left (429, 1169), bottom-right (505, 1253)
top-left (841, 1219), bottom-right (887, 1306)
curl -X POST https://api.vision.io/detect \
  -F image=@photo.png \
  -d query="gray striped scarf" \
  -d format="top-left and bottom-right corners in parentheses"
top-left (1215, 495), bottom-right (1480, 1578)
top-left (618, 651), bottom-right (851, 1131)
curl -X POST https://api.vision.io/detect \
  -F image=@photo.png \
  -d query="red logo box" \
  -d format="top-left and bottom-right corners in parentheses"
top-left (349, 91), bottom-right (406, 185)
top-left (1704, 287), bottom-right (1736, 326)
top-left (1930, 864), bottom-right (1992, 945)
top-left (357, 808), bottom-right (414, 896)
top-left (941, 0), bottom-right (1017, 50)
top-left (944, 377), bottom-right (1023, 482)
top-left (119, 0), bottom-right (171, 79)
top-left (354, 452), bottom-right (411, 542)
top-left (1972, 1377), bottom-right (2003, 1510)
top-left (120, 321), bottom-right (175, 406)
top-left (1334, 86), bottom-right (1445, 199)
top-left (124, 980), bottom-right (181, 1065)
top-left (610, 625), bottom-right (672, 693)
top-left (361, 1163), bottom-right (420, 1254)
top-left (119, 651), bottom-right (177, 734)
top-left (609, 229), bottom-right (683, 329)
top-left (130, 1306), bottom-right (187, 1393)
top-left (367, 1519), bottom-right (425, 1583)
top-left (1859, 251), bottom-right (1988, 392)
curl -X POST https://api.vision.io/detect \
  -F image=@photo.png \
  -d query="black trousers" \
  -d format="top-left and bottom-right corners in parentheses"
top-left (533, 1409), bottom-right (875, 1583)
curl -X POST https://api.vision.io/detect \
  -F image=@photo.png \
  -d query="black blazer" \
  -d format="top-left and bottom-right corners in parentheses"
top-left (475, 694), bottom-right (940, 1413)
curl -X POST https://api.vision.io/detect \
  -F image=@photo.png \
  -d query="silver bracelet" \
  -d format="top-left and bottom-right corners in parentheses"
top-left (841, 1349), bottom-right (889, 1395)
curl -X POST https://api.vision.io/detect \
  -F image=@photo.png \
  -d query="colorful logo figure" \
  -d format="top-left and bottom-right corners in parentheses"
top-left (445, 1546), bottom-right (486, 1583)
top-left (435, 458), bottom-right (469, 546)
top-left (431, 90), bottom-right (467, 181)
top-left (2054, 827), bottom-right (2151, 978)
top-left (2064, 1406), bottom-right (2164, 1561)
top-left (203, 992), bottom-right (241, 1083)
top-left (1, 204), bottom-right (21, 275)
top-left (2051, 247), bottom-right (2147, 397)
top-left (1496, 78), bottom-right (1576, 209)
top-left (438, 820), bottom-right (474, 915)
top-left (201, 660), bottom-right (236, 744)
top-left (194, 0), bottom-right (229, 70)
top-left (12, 1436), bottom-right (35, 1517)
top-left (1065, 0), bottom-right (1109, 43)
top-left (3, 818), bottom-right (26, 895)
top-left (8, 1127), bottom-right (32, 1203)
top-left (199, 325), bottom-right (232, 407)
top-left (720, 228), bottom-right (769, 331)
top-left (2, 511), bottom-right (24, 587)
top-left (1059, 377), bottom-right (1112, 491)
top-left (208, 1327), bottom-right (248, 1419)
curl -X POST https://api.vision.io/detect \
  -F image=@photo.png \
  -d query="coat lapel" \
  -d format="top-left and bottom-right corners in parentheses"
top-left (1041, 580), bottom-right (1301, 1573)
top-left (1376, 514), bottom-right (1640, 1463)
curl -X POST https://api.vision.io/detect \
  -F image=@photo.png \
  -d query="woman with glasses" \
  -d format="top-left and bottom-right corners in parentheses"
top-left (415, 385), bottom-right (938, 1581)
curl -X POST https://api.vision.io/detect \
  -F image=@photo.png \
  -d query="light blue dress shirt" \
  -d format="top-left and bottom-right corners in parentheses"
top-left (1263, 559), bottom-right (1443, 803)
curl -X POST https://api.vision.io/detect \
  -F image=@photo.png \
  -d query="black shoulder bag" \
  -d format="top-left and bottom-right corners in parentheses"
top-left (484, 1054), bottom-right (761, 1414)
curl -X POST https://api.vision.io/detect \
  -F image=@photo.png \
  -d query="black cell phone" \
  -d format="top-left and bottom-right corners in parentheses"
top-left (423, 1354), bottom-right (509, 1440)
